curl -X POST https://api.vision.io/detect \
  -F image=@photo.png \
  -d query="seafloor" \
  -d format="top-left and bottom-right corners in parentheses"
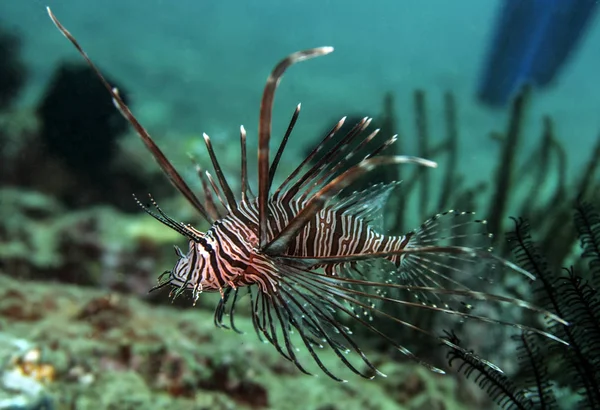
top-left (0, 266), bottom-right (475, 410)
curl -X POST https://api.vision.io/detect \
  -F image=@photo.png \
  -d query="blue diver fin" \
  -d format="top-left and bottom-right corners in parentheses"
top-left (477, 0), bottom-right (598, 107)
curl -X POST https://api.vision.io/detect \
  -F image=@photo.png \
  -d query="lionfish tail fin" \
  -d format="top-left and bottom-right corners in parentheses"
top-left (395, 210), bottom-right (567, 320)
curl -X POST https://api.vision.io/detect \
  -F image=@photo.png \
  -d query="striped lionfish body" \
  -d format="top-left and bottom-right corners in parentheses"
top-left (48, 8), bottom-right (568, 381)
top-left (172, 187), bottom-right (411, 296)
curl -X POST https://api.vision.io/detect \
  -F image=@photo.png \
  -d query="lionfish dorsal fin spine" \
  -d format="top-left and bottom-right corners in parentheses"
top-left (239, 125), bottom-right (250, 202)
top-left (264, 155), bottom-right (436, 255)
top-left (272, 116), bottom-right (346, 201)
top-left (299, 125), bottom-right (382, 203)
top-left (268, 104), bottom-right (301, 193)
top-left (202, 133), bottom-right (237, 211)
top-left (257, 47), bottom-right (334, 249)
top-left (46, 7), bottom-right (214, 224)
top-left (283, 117), bottom-right (370, 205)
top-left (189, 157), bottom-right (221, 221)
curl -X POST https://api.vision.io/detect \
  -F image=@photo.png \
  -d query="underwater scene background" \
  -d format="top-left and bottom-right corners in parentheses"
top-left (1, 1), bottom-right (599, 409)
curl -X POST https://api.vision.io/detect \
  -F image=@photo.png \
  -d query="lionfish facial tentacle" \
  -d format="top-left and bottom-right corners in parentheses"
top-left (173, 246), bottom-right (184, 258)
top-left (132, 194), bottom-right (203, 242)
top-left (46, 8), bottom-right (212, 223)
top-left (257, 47), bottom-right (334, 249)
top-left (149, 271), bottom-right (173, 293)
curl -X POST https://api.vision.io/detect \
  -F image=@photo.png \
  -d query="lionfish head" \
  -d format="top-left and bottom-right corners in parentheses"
top-left (171, 242), bottom-right (196, 282)
top-left (127, 193), bottom-right (215, 301)
top-left (170, 241), bottom-right (207, 292)
top-left (156, 238), bottom-right (217, 303)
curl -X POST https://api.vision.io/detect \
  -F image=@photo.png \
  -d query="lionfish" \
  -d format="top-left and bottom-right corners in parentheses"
top-left (48, 8), bottom-right (567, 381)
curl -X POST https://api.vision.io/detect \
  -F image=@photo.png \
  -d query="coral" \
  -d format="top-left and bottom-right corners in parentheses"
top-left (0, 27), bottom-right (26, 110)
top-left (0, 108), bottom-right (172, 212)
top-left (37, 63), bottom-right (129, 176)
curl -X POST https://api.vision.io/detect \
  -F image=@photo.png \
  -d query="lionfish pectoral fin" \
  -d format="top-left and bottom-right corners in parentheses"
top-left (284, 262), bottom-right (569, 375)
top-left (250, 262), bottom-right (388, 381)
top-left (248, 285), bottom-right (319, 378)
top-left (214, 287), bottom-right (245, 334)
top-left (279, 263), bottom-right (450, 375)
top-left (279, 247), bottom-right (567, 329)
top-left (47, 8), bottom-right (214, 224)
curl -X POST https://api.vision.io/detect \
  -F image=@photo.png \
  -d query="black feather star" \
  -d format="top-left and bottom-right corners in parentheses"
top-left (444, 200), bottom-right (600, 409)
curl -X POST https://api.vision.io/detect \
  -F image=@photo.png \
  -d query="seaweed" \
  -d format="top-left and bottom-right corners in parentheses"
top-left (444, 201), bottom-right (600, 409)
top-left (486, 86), bottom-right (529, 238)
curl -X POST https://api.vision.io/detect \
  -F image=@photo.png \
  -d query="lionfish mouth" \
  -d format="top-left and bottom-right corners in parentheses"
top-left (47, 7), bottom-right (568, 382)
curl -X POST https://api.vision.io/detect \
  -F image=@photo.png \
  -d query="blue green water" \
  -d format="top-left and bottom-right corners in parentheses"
top-left (2, 0), bottom-right (599, 186)
top-left (1, 3), bottom-right (599, 408)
